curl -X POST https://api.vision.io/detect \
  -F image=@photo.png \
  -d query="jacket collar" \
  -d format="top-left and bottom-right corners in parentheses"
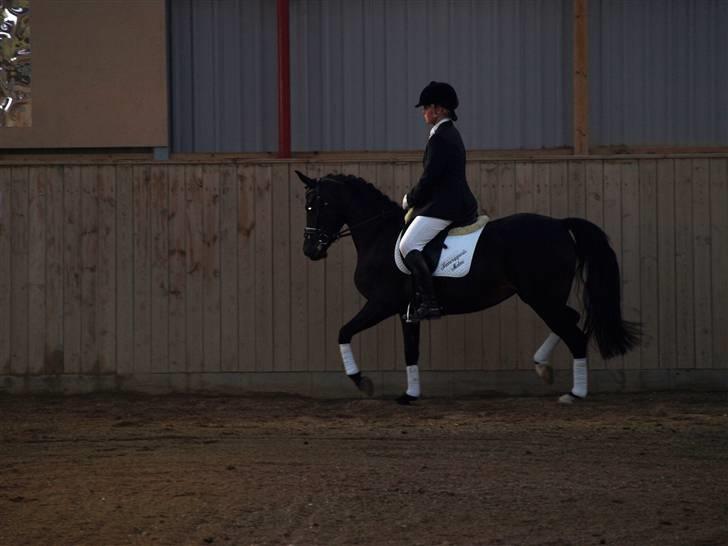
top-left (429, 118), bottom-right (452, 139)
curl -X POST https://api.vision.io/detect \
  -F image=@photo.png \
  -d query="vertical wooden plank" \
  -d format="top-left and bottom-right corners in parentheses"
top-left (692, 159), bottom-right (712, 369)
top-left (28, 167), bottom-right (47, 375)
top-left (710, 159), bottom-right (728, 368)
top-left (463, 160), bottom-right (483, 370)
top-left (585, 160), bottom-right (606, 370)
top-left (515, 161), bottom-right (536, 371)
top-left (288, 162), bottom-right (308, 372)
top-left (356, 162), bottom-right (379, 371)
top-left (446, 167), bottom-right (469, 371)
top-left (255, 164), bottom-right (274, 372)
top-left (133, 166), bottom-right (152, 375)
top-left (203, 165), bottom-right (221, 372)
top-left (63, 166), bottom-right (82, 375)
top-left (657, 160), bottom-right (677, 370)
top-left (674, 159), bottom-right (695, 369)
top-left (621, 160), bottom-right (641, 370)
top-left (96, 166), bottom-right (116, 374)
top-left (272, 163), bottom-right (292, 372)
top-left (324, 164), bottom-right (345, 372)
top-left (391, 162), bottom-right (409, 372)
top-left (548, 162), bottom-right (567, 217)
top-left (638, 160), bottom-right (659, 370)
top-left (374, 162), bottom-right (397, 371)
top-left (567, 160), bottom-right (587, 219)
top-left (11, 167), bottom-right (29, 376)
top-left (219, 164), bottom-right (239, 372)
top-left (498, 162), bottom-right (518, 370)
top-left (115, 165), bottom-right (134, 376)
top-left (0, 169), bottom-right (11, 375)
top-left (480, 161), bottom-right (500, 371)
top-left (168, 165), bottom-right (187, 374)
top-left (341, 162), bottom-right (363, 368)
top-left (150, 166), bottom-right (169, 373)
top-left (238, 164), bottom-right (257, 372)
top-left (535, 163), bottom-right (556, 365)
top-left (80, 167), bottom-right (98, 375)
top-left (186, 165), bottom-right (204, 372)
top-left (547, 162), bottom-right (570, 371)
top-left (558, 160), bottom-right (587, 369)
top-left (45, 166), bottom-right (64, 374)
top-left (603, 160), bottom-right (623, 369)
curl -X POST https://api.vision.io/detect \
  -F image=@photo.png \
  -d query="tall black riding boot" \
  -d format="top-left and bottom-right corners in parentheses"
top-left (403, 250), bottom-right (442, 322)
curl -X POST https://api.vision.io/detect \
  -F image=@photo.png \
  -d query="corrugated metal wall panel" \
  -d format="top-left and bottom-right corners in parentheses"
top-left (590, 0), bottom-right (728, 147)
top-left (170, 0), bottom-right (277, 152)
top-left (290, 0), bottom-right (572, 151)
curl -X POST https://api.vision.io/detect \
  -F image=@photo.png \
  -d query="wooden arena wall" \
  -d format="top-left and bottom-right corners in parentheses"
top-left (0, 157), bottom-right (726, 396)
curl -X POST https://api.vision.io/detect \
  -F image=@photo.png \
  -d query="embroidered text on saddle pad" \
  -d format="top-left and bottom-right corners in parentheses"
top-left (395, 215), bottom-right (490, 278)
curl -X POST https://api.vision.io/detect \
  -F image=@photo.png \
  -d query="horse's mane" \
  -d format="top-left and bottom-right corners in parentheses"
top-left (323, 173), bottom-right (401, 213)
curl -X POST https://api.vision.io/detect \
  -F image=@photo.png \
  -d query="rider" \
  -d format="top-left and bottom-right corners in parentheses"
top-left (400, 81), bottom-right (479, 321)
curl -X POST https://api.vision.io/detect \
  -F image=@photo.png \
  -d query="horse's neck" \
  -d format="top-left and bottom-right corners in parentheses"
top-left (347, 205), bottom-right (401, 258)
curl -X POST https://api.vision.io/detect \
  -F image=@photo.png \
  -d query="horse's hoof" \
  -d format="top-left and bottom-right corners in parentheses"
top-left (558, 392), bottom-right (584, 405)
top-left (534, 362), bottom-right (554, 385)
top-left (358, 375), bottom-right (374, 397)
top-left (396, 393), bottom-right (418, 405)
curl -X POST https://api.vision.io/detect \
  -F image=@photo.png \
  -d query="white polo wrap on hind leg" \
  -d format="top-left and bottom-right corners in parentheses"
top-left (339, 344), bottom-right (359, 376)
top-left (534, 332), bottom-right (560, 364)
top-left (572, 358), bottom-right (588, 398)
top-left (406, 365), bottom-right (421, 398)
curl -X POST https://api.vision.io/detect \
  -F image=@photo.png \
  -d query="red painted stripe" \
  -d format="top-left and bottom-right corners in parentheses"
top-left (277, 0), bottom-right (291, 158)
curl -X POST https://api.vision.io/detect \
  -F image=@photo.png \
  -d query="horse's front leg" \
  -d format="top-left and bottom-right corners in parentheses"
top-left (396, 318), bottom-right (421, 405)
top-left (338, 300), bottom-right (396, 397)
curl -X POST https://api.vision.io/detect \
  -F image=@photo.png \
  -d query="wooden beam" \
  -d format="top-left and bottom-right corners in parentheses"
top-left (573, 0), bottom-right (589, 155)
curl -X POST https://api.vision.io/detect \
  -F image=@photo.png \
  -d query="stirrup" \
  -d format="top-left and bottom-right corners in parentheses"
top-left (403, 301), bottom-right (442, 323)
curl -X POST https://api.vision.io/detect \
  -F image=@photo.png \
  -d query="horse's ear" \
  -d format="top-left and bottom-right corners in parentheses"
top-left (295, 170), bottom-right (317, 189)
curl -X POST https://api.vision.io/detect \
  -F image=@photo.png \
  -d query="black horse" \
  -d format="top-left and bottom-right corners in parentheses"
top-left (297, 171), bottom-right (640, 404)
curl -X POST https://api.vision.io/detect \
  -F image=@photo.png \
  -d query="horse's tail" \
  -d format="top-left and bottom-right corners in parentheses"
top-left (563, 218), bottom-right (641, 359)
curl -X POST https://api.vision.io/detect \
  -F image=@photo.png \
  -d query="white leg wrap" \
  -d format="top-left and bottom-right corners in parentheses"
top-left (534, 332), bottom-right (560, 364)
top-left (406, 365), bottom-right (421, 398)
top-left (339, 344), bottom-right (359, 376)
top-left (572, 358), bottom-right (588, 398)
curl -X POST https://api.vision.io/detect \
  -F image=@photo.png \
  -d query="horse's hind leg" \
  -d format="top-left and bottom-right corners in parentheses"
top-left (532, 307), bottom-right (580, 384)
top-left (529, 302), bottom-right (588, 403)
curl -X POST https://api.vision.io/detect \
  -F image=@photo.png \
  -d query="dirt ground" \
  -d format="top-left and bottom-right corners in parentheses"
top-left (1, 391), bottom-right (728, 546)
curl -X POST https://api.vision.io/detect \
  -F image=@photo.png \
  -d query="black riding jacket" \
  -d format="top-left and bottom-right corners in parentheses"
top-left (406, 121), bottom-right (478, 225)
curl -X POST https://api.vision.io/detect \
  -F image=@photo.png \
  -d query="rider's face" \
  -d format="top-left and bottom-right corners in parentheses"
top-left (422, 104), bottom-right (446, 125)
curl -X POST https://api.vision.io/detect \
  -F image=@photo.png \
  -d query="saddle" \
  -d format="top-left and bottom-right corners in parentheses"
top-left (397, 211), bottom-right (490, 275)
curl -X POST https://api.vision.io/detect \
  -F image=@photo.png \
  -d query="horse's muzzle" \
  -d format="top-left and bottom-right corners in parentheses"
top-left (303, 241), bottom-right (328, 261)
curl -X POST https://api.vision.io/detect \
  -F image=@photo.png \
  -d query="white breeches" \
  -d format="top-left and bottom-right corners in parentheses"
top-left (399, 216), bottom-right (452, 256)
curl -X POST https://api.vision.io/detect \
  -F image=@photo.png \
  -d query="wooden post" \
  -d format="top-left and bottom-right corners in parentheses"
top-left (573, 0), bottom-right (589, 155)
top-left (277, 0), bottom-right (291, 158)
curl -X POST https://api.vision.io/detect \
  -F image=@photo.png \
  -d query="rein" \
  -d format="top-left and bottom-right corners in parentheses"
top-left (304, 209), bottom-right (401, 246)
top-left (304, 179), bottom-right (402, 248)
top-left (335, 209), bottom-right (402, 240)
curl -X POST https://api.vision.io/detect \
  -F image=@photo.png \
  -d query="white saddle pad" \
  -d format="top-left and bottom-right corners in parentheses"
top-left (395, 216), bottom-right (489, 278)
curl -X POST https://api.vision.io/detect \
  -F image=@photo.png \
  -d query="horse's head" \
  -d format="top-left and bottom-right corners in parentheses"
top-left (296, 170), bottom-right (348, 261)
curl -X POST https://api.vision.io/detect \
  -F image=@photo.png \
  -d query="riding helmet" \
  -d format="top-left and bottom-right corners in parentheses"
top-left (415, 81), bottom-right (459, 121)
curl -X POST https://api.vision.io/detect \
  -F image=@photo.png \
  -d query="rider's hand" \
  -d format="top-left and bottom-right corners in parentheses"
top-left (402, 194), bottom-right (409, 210)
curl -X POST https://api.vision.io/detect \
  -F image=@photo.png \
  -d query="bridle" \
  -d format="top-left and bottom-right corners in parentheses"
top-left (304, 180), bottom-right (401, 250)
